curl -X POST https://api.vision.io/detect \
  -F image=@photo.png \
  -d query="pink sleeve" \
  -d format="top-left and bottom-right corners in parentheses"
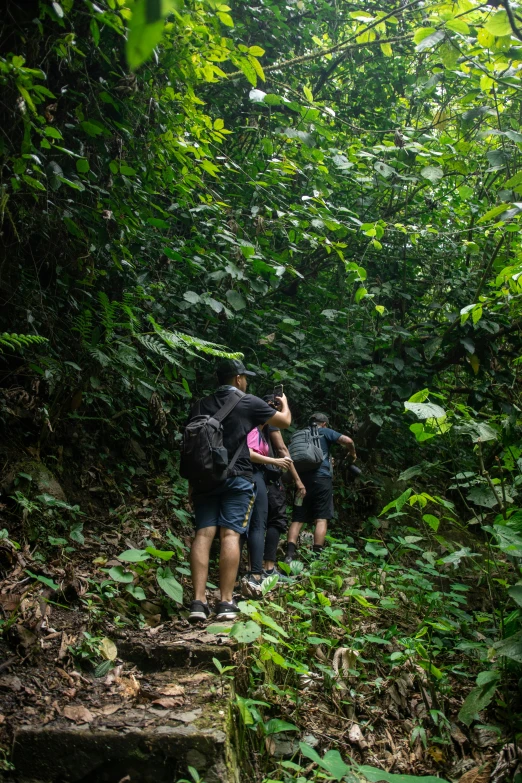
top-left (247, 428), bottom-right (259, 450)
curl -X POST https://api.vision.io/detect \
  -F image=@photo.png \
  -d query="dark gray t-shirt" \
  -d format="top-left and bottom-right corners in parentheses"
top-left (189, 388), bottom-right (274, 479)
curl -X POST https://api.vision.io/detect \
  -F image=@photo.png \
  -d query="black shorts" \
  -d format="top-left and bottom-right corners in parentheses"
top-left (292, 473), bottom-right (334, 524)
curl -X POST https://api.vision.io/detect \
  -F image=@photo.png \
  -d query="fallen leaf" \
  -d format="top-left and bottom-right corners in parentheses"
top-left (58, 632), bottom-right (76, 660)
top-left (99, 637), bottom-right (118, 661)
top-left (0, 714), bottom-right (5, 724)
top-left (63, 705), bottom-right (94, 723)
top-left (451, 723), bottom-right (468, 745)
top-left (152, 697), bottom-right (184, 708)
top-left (178, 672), bottom-right (212, 685)
top-left (119, 674), bottom-right (140, 700)
top-left (97, 704), bottom-right (122, 716)
top-left (348, 722), bottom-right (368, 749)
top-left (428, 746), bottom-right (446, 763)
top-left (160, 684), bottom-right (185, 697)
top-left (460, 765), bottom-right (493, 783)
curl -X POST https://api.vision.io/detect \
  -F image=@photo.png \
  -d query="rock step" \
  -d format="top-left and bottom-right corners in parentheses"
top-left (11, 667), bottom-right (238, 783)
top-left (117, 639), bottom-right (233, 672)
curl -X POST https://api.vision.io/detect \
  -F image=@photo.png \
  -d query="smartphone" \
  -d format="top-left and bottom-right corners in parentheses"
top-left (273, 384), bottom-right (284, 400)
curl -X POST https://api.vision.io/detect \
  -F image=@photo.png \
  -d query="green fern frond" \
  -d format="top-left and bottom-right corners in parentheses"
top-left (72, 309), bottom-right (93, 343)
top-left (87, 346), bottom-right (111, 367)
top-left (148, 316), bottom-right (243, 360)
top-left (136, 334), bottom-right (177, 364)
top-left (119, 304), bottom-right (140, 334)
top-left (0, 333), bottom-right (48, 354)
top-left (98, 291), bottom-right (118, 338)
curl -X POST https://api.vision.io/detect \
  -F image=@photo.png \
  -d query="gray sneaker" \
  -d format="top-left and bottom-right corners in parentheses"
top-left (241, 573), bottom-right (264, 597)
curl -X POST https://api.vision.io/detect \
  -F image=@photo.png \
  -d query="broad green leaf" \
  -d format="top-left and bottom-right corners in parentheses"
top-left (229, 620), bottom-right (262, 643)
top-left (320, 750), bottom-right (351, 781)
top-left (408, 389), bottom-right (430, 403)
top-left (355, 287), bottom-right (368, 303)
top-left (264, 719), bottom-right (299, 735)
top-left (423, 514), bottom-right (440, 532)
top-left (445, 19), bottom-right (469, 34)
top-left (415, 30), bottom-right (445, 51)
top-left (118, 548), bottom-right (150, 562)
top-left (484, 10), bottom-right (512, 38)
top-left (218, 11), bottom-right (234, 26)
top-left (108, 566), bottom-right (134, 583)
top-left (157, 566), bottom-right (183, 603)
top-left (507, 585), bottom-right (522, 607)
top-left (145, 547), bottom-right (174, 560)
top-left (76, 158), bottom-right (90, 173)
top-left (226, 290), bottom-right (246, 311)
top-left (80, 120), bottom-right (105, 137)
top-left (126, 0), bottom-right (165, 71)
top-left (458, 678), bottom-right (498, 726)
top-left (493, 629), bottom-right (522, 662)
top-left (404, 401), bottom-right (446, 420)
top-left (359, 766), bottom-right (451, 783)
top-left (126, 584), bottom-right (147, 601)
top-left (421, 166), bottom-right (443, 183)
top-left (478, 204), bottom-right (511, 224)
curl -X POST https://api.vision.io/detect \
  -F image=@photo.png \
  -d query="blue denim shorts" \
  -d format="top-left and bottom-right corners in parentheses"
top-left (193, 475), bottom-right (256, 535)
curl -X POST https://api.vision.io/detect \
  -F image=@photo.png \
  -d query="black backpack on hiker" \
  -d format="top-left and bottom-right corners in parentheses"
top-left (180, 390), bottom-right (245, 491)
top-left (288, 425), bottom-right (324, 473)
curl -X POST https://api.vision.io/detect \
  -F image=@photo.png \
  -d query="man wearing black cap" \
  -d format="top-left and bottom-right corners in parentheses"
top-left (188, 358), bottom-right (291, 622)
top-left (285, 412), bottom-right (356, 562)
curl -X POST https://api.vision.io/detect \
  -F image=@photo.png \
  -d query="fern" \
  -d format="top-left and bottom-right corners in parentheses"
top-left (87, 346), bottom-right (111, 367)
top-left (136, 334), bottom-right (177, 364)
top-left (0, 333), bottom-right (48, 354)
top-left (148, 316), bottom-right (243, 360)
top-left (98, 291), bottom-right (119, 339)
top-left (72, 309), bottom-right (93, 343)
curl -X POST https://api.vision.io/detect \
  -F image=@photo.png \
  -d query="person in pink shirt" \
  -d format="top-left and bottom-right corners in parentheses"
top-left (243, 424), bottom-right (292, 594)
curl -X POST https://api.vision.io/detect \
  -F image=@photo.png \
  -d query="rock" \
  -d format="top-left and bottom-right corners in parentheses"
top-left (12, 723), bottom-right (232, 782)
top-left (170, 708), bottom-right (203, 723)
top-left (266, 733), bottom-right (298, 758)
top-left (472, 726), bottom-right (499, 747)
top-left (1, 460), bottom-right (66, 503)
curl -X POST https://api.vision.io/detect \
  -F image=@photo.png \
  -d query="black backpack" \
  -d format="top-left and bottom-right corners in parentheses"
top-left (180, 390), bottom-right (245, 491)
top-left (288, 425), bottom-right (324, 473)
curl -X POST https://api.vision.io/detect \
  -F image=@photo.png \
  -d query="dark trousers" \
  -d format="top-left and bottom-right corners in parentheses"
top-left (263, 479), bottom-right (288, 563)
top-left (245, 469), bottom-right (268, 574)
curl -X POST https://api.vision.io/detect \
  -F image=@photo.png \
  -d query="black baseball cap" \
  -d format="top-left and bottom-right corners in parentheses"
top-left (216, 358), bottom-right (256, 382)
top-left (310, 411), bottom-right (329, 425)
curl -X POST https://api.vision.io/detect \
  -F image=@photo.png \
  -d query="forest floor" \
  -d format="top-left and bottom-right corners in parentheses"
top-left (0, 469), bottom-right (518, 783)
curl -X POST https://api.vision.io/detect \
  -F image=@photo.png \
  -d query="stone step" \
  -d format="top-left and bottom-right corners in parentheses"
top-left (10, 667), bottom-right (238, 783)
top-left (117, 639), bottom-right (233, 672)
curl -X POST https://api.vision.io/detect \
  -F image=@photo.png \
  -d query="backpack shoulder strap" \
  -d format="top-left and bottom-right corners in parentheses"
top-left (212, 389), bottom-right (244, 423)
top-left (227, 439), bottom-right (245, 474)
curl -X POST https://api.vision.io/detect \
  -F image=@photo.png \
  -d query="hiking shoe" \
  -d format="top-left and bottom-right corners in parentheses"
top-left (215, 600), bottom-right (240, 621)
top-left (241, 573), bottom-right (264, 598)
top-left (263, 567), bottom-right (292, 583)
top-left (188, 600), bottom-right (211, 623)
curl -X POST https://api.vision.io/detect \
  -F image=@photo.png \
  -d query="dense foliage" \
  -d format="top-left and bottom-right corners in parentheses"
top-left (1, 0), bottom-right (522, 779)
